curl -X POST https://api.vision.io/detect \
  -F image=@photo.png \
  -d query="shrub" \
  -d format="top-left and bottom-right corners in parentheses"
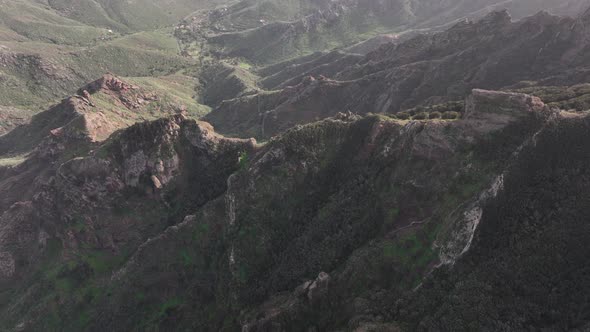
top-left (396, 112), bottom-right (410, 120)
top-left (429, 111), bottom-right (442, 119)
top-left (431, 105), bottom-right (444, 113)
top-left (451, 103), bottom-right (465, 113)
top-left (442, 111), bottom-right (461, 120)
top-left (412, 112), bottom-right (428, 120)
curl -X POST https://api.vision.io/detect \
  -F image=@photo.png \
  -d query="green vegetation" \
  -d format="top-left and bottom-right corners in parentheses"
top-left (382, 231), bottom-right (437, 274)
top-left (0, 0), bottom-right (112, 46)
top-left (0, 3), bottom-right (198, 114)
top-left (429, 111), bottom-right (442, 119)
top-left (204, 0), bottom-right (405, 65)
top-left (513, 83), bottom-right (590, 111)
top-left (441, 111), bottom-right (461, 119)
top-left (68, 216), bottom-right (88, 232)
top-left (180, 249), bottom-right (196, 267)
top-left (126, 75), bottom-right (210, 117)
top-left (396, 111), bottom-right (411, 120)
top-left (237, 61), bottom-right (253, 70)
top-left (80, 251), bottom-right (126, 274)
top-left (7, 0), bottom-right (226, 33)
top-left (158, 297), bottom-right (182, 317)
top-left (412, 112), bottom-right (428, 120)
top-left (0, 154), bottom-right (27, 167)
top-left (238, 151), bottom-right (250, 170)
top-left (3, 1), bottom-right (585, 331)
top-left (391, 101), bottom-right (465, 121)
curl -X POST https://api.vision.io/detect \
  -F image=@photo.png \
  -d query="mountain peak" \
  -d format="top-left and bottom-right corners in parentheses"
top-left (79, 74), bottom-right (136, 95)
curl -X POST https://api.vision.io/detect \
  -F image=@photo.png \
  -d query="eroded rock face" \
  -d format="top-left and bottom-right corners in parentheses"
top-left (0, 112), bottom-right (256, 291)
top-left (461, 89), bottom-right (550, 134)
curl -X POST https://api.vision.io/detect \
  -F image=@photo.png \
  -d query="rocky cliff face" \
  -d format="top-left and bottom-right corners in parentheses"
top-left (0, 107), bottom-right (255, 331)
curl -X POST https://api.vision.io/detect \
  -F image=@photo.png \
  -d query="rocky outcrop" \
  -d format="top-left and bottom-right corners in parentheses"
top-left (0, 113), bottom-right (255, 287)
top-left (0, 74), bottom-right (190, 155)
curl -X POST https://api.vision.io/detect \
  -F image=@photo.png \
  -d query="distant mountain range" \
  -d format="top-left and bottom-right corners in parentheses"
top-left (205, 8), bottom-right (590, 139)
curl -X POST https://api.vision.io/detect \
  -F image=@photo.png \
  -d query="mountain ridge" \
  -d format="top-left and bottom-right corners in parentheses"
top-left (204, 8), bottom-right (590, 139)
top-left (0, 71), bottom-right (578, 330)
top-left (1, 2), bottom-right (590, 331)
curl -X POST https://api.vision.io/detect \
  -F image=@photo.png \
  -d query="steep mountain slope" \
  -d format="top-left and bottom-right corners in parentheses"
top-left (205, 8), bottom-right (590, 139)
top-left (396, 110), bottom-right (590, 331)
top-left (3, 77), bottom-right (590, 330)
top-left (0, 76), bottom-right (256, 331)
top-left (2, 0), bottom-right (585, 128)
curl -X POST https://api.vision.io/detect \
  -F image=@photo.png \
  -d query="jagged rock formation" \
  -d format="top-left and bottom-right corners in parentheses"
top-left (0, 100), bottom-right (255, 331)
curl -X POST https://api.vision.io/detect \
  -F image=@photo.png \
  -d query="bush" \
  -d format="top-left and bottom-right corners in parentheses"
top-left (451, 103), bottom-right (464, 113)
top-left (442, 111), bottom-right (461, 120)
top-left (396, 112), bottom-right (410, 120)
top-left (429, 111), bottom-right (442, 119)
top-left (412, 112), bottom-right (428, 120)
top-left (411, 106), bottom-right (425, 116)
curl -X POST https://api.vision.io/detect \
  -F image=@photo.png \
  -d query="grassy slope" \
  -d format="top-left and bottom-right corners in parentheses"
top-left (124, 75), bottom-right (211, 117)
top-left (0, 27), bottom-right (193, 111)
top-left (0, 0), bottom-right (221, 120)
top-left (0, 74), bottom-right (207, 157)
top-left (46, 0), bottom-right (229, 32)
top-left (207, 9), bottom-right (389, 65)
top-left (0, 0), bottom-right (111, 46)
